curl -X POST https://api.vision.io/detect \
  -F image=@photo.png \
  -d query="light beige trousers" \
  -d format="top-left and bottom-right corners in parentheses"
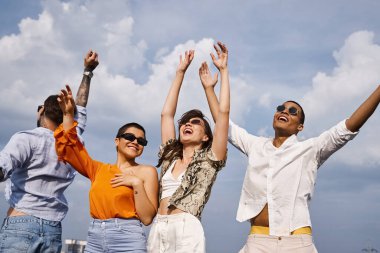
top-left (147, 213), bottom-right (205, 253)
top-left (239, 234), bottom-right (318, 253)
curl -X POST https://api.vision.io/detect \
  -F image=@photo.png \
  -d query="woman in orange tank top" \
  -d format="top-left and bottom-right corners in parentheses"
top-left (54, 85), bottom-right (158, 253)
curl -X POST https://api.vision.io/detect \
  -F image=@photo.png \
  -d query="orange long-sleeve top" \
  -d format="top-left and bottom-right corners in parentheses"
top-left (54, 122), bottom-right (138, 220)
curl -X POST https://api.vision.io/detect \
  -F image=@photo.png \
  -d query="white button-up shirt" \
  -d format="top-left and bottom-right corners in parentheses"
top-left (229, 119), bottom-right (358, 236)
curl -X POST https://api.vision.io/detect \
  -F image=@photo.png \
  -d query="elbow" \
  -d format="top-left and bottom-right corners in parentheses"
top-left (141, 219), bottom-right (153, 226)
top-left (161, 111), bottom-right (171, 119)
top-left (218, 108), bottom-right (230, 116)
top-left (140, 214), bottom-right (156, 226)
top-left (138, 207), bottom-right (158, 226)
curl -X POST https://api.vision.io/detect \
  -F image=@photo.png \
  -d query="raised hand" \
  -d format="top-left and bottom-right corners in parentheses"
top-left (84, 50), bottom-right (99, 71)
top-left (57, 85), bottom-right (75, 117)
top-left (177, 50), bottom-right (195, 73)
top-left (210, 42), bottom-right (228, 71)
top-left (199, 62), bottom-right (218, 89)
top-left (110, 172), bottom-right (142, 188)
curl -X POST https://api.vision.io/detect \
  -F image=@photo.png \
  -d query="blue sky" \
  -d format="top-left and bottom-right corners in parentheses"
top-left (0, 0), bottom-right (380, 252)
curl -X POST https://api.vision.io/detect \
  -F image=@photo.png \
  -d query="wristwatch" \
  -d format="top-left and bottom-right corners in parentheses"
top-left (83, 70), bottom-right (93, 78)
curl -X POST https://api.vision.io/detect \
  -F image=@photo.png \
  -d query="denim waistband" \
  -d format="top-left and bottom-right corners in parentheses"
top-left (90, 218), bottom-right (141, 228)
top-left (3, 215), bottom-right (61, 226)
top-left (1, 215), bottom-right (62, 236)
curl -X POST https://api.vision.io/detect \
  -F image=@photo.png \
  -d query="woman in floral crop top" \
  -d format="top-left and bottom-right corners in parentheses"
top-left (147, 42), bottom-right (230, 253)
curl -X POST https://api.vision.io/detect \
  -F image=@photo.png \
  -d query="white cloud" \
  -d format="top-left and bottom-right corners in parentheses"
top-left (1, 0), bottom-right (379, 169)
top-left (302, 31), bottom-right (380, 121)
top-left (299, 31), bottom-right (380, 166)
top-left (0, 11), bottom-right (58, 63)
top-left (1, 1), bottom-right (380, 251)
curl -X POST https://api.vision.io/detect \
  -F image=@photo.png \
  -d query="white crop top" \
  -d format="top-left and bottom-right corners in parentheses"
top-left (161, 160), bottom-right (185, 200)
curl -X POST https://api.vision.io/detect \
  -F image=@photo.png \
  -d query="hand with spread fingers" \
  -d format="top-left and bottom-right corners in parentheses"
top-left (57, 85), bottom-right (75, 118)
top-left (199, 61), bottom-right (218, 90)
top-left (177, 50), bottom-right (195, 74)
top-left (210, 41), bottom-right (228, 71)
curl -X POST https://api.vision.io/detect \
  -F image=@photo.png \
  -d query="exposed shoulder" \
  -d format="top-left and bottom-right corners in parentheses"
top-left (137, 164), bottom-right (158, 178)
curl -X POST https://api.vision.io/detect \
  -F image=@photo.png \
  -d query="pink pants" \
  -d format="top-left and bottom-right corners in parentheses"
top-left (239, 234), bottom-right (318, 253)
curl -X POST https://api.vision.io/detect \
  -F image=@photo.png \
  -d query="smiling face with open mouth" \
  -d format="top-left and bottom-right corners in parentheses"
top-left (273, 101), bottom-right (304, 136)
top-left (179, 117), bottom-right (209, 145)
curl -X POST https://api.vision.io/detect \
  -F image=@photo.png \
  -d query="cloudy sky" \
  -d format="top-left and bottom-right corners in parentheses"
top-left (1, 0), bottom-right (380, 252)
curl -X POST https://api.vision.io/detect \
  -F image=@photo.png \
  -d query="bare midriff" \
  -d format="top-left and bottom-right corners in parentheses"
top-left (158, 197), bottom-right (185, 215)
top-left (7, 207), bottom-right (27, 217)
top-left (250, 203), bottom-right (269, 227)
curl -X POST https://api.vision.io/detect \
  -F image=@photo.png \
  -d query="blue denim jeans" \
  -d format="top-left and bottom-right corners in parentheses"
top-left (0, 215), bottom-right (62, 253)
top-left (85, 218), bottom-right (147, 253)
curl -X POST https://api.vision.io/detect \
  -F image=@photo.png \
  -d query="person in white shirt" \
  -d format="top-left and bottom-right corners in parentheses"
top-left (201, 73), bottom-right (380, 252)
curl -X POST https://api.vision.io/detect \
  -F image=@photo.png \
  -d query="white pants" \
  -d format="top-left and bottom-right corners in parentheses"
top-left (239, 234), bottom-right (318, 253)
top-left (147, 213), bottom-right (205, 253)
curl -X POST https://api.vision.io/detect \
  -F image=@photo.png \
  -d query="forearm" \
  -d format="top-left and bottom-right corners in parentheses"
top-left (161, 71), bottom-right (185, 117)
top-left (75, 73), bottom-right (92, 107)
top-left (346, 85), bottom-right (380, 132)
top-left (54, 122), bottom-right (94, 178)
top-left (133, 183), bottom-right (157, 225)
top-left (218, 68), bottom-right (230, 115)
top-left (211, 68), bottom-right (230, 160)
top-left (63, 114), bottom-right (75, 132)
top-left (204, 86), bottom-right (220, 122)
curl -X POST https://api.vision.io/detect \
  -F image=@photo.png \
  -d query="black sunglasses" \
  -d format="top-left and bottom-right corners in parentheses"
top-left (181, 118), bottom-right (203, 126)
top-left (276, 105), bottom-right (298, 116)
top-left (118, 133), bottom-right (148, 146)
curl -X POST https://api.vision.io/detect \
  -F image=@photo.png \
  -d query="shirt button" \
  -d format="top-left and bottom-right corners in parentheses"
top-left (278, 237), bottom-right (282, 240)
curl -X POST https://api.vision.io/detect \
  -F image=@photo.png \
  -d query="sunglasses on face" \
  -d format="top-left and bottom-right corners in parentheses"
top-left (181, 119), bottom-right (203, 126)
top-left (118, 133), bottom-right (148, 146)
top-left (276, 105), bottom-right (298, 116)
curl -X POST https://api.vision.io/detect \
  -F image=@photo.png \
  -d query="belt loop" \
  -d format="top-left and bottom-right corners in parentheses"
top-left (2, 217), bottom-right (9, 227)
top-left (39, 217), bottom-right (43, 235)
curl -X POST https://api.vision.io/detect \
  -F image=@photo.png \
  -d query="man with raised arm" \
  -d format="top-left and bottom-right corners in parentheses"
top-left (0, 50), bottom-right (99, 252)
top-left (201, 67), bottom-right (380, 252)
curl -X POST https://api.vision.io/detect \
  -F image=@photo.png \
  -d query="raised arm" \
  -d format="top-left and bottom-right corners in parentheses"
top-left (58, 85), bottom-right (76, 131)
top-left (207, 42), bottom-right (230, 160)
top-left (199, 61), bottom-right (219, 123)
top-left (161, 50), bottom-right (194, 144)
top-left (75, 50), bottom-right (99, 107)
top-left (345, 85), bottom-right (380, 132)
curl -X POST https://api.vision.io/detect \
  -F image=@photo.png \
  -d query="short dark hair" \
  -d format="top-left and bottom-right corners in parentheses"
top-left (116, 122), bottom-right (146, 138)
top-left (43, 95), bottom-right (63, 126)
top-left (285, 100), bottom-right (305, 124)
